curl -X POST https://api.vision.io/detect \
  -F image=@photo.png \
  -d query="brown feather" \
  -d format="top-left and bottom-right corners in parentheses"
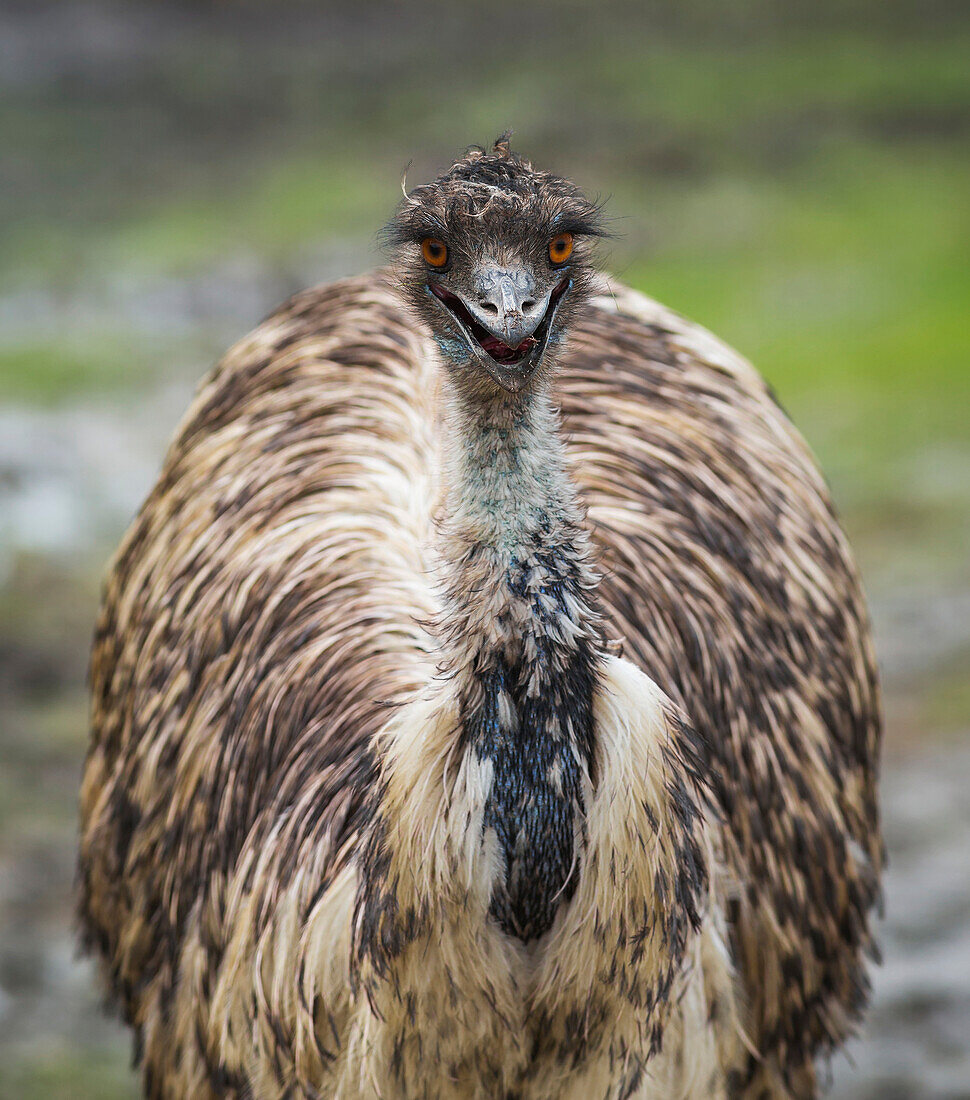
top-left (78, 267), bottom-right (881, 1099)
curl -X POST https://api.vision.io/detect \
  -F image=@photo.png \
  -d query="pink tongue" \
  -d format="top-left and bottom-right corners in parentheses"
top-left (481, 335), bottom-right (536, 362)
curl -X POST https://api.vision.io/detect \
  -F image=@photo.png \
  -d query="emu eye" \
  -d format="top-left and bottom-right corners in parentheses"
top-left (549, 232), bottom-right (574, 265)
top-left (421, 238), bottom-right (448, 268)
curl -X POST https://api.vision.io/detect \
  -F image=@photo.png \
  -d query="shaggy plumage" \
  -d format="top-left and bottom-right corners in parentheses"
top-left (78, 140), bottom-right (881, 1099)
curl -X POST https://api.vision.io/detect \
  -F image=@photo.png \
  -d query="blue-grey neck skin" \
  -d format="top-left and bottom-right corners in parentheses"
top-left (441, 381), bottom-right (578, 552)
top-left (435, 366), bottom-right (605, 942)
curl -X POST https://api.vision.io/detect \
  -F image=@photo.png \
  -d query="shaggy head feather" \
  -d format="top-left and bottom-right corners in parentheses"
top-left (386, 133), bottom-right (607, 398)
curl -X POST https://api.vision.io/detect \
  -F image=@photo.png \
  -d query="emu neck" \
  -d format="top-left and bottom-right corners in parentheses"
top-left (440, 383), bottom-right (580, 556)
top-left (436, 376), bottom-right (604, 942)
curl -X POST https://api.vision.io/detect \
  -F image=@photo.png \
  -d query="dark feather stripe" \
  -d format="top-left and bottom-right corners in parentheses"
top-left (464, 550), bottom-right (601, 942)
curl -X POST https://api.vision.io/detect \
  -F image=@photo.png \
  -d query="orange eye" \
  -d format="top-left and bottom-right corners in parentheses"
top-left (421, 238), bottom-right (448, 268)
top-left (549, 232), bottom-right (574, 265)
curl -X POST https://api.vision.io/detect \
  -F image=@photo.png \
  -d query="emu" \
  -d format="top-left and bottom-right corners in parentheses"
top-left (78, 137), bottom-right (882, 1099)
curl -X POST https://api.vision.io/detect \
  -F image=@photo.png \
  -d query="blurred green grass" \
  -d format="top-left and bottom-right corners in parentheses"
top-left (0, 1047), bottom-right (137, 1100)
top-left (0, 340), bottom-right (157, 404)
top-left (5, 17), bottom-right (967, 586)
top-left (5, 22), bottom-right (966, 521)
top-left (625, 143), bottom-right (970, 533)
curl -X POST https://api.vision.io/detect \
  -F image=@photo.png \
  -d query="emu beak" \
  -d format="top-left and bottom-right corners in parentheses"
top-left (470, 264), bottom-right (547, 352)
top-left (428, 272), bottom-right (571, 394)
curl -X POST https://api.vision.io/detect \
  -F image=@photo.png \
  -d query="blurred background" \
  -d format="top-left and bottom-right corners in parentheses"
top-left (1, 0), bottom-right (968, 1096)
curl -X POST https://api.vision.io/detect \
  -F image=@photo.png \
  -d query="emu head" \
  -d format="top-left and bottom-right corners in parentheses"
top-left (387, 135), bottom-right (605, 395)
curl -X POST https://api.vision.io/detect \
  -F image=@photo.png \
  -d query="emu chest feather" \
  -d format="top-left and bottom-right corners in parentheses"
top-left (464, 642), bottom-right (597, 942)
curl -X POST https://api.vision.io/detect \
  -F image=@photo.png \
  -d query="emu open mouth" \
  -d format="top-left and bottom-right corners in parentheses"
top-left (429, 279), bottom-right (570, 368)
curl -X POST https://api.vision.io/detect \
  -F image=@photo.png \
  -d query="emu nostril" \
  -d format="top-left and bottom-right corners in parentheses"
top-left (480, 302), bottom-right (499, 315)
top-left (522, 299), bottom-right (537, 314)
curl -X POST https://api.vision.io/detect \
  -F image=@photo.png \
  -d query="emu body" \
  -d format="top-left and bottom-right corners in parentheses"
top-left (79, 147), bottom-right (881, 1099)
